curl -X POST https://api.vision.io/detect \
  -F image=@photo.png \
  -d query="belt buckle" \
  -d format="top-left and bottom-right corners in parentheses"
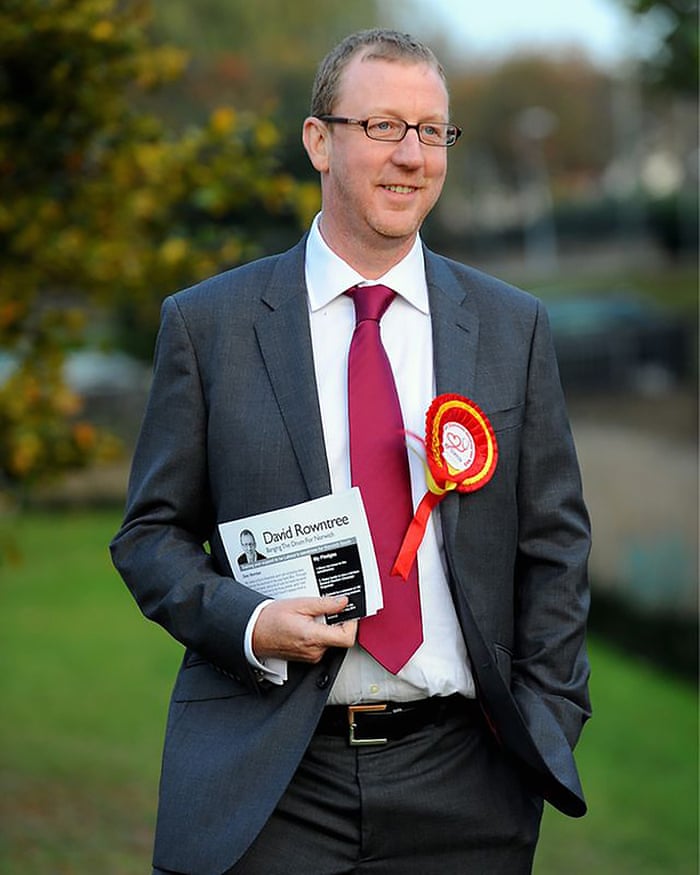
top-left (348, 703), bottom-right (388, 746)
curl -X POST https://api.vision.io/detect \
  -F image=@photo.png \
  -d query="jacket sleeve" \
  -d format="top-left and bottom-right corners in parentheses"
top-left (110, 295), bottom-right (266, 686)
top-left (512, 299), bottom-right (592, 750)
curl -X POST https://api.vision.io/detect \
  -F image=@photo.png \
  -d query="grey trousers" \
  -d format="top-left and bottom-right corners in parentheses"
top-left (225, 706), bottom-right (543, 875)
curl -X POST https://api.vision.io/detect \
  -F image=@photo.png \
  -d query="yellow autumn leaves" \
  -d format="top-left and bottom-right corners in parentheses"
top-left (0, 0), bottom-right (318, 504)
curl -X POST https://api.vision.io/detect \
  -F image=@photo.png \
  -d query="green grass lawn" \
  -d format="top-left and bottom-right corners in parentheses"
top-left (1, 509), bottom-right (698, 874)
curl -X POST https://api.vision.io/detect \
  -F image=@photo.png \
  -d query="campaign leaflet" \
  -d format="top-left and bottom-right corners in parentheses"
top-left (218, 488), bottom-right (382, 624)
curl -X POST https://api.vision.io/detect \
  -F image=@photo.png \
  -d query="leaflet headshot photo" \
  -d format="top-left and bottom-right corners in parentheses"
top-left (237, 529), bottom-right (265, 566)
top-left (111, 26), bottom-right (591, 875)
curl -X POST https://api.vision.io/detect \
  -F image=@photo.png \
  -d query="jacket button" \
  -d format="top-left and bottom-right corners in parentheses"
top-left (316, 671), bottom-right (330, 689)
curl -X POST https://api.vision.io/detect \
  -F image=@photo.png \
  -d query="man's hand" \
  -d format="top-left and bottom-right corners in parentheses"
top-left (252, 596), bottom-right (357, 663)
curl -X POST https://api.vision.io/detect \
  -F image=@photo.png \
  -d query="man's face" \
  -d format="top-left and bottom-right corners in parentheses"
top-left (308, 53), bottom-right (449, 262)
top-left (241, 533), bottom-right (256, 560)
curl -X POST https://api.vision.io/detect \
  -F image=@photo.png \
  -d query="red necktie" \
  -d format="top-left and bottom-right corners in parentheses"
top-left (347, 284), bottom-right (423, 674)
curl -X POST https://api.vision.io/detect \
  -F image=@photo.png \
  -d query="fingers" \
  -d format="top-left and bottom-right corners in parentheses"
top-left (331, 618), bottom-right (358, 649)
top-left (252, 596), bottom-right (358, 664)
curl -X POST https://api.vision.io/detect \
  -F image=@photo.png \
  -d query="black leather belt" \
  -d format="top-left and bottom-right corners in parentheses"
top-left (315, 694), bottom-right (479, 746)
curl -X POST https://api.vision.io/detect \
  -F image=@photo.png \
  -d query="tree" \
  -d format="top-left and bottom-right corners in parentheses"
top-left (147, 0), bottom-right (382, 179)
top-left (622, 0), bottom-right (699, 94)
top-left (449, 53), bottom-right (615, 189)
top-left (0, 0), bottom-right (316, 524)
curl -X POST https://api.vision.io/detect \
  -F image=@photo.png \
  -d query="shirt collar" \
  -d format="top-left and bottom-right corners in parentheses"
top-left (305, 213), bottom-right (429, 314)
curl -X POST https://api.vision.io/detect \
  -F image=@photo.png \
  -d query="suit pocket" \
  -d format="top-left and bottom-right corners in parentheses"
top-left (493, 643), bottom-right (513, 687)
top-left (487, 403), bottom-right (524, 435)
top-left (172, 658), bottom-right (251, 703)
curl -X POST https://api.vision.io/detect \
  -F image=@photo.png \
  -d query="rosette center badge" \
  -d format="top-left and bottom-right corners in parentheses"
top-left (442, 421), bottom-right (476, 473)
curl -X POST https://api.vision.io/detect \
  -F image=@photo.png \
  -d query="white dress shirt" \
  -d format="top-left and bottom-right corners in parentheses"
top-left (244, 216), bottom-right (475, 701)
top-left (305, 215), bottom-right (474, 704)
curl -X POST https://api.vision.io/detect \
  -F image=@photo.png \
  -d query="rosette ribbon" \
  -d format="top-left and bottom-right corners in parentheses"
top-left (392, 394), bottom-right (498, 580)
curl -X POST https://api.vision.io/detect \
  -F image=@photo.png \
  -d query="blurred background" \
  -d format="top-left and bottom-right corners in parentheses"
top-left (1, 1), bottom-right (697, 872)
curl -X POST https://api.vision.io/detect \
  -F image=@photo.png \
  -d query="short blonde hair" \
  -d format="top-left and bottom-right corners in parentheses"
top-left (310, 28), bottom-right (447, 117)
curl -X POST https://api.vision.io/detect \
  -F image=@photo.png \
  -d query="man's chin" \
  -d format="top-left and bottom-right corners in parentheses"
top-left (370, 218), bottom-right (422, 245)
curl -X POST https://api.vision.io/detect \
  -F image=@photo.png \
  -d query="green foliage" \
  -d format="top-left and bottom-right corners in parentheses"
top-left (151, 0), bottom-right (381, 58)
top-left (0, 0), bottom-right (317, 504)
top-left (1, 510), bottom-right (697, 873)
top-left (623, 0), bottom-right (699, 93)
top-left (147, 0), bottom-right (382, 180)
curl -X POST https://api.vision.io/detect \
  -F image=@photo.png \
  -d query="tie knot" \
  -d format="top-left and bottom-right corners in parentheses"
top-left (348, 284), bottom-right (396, 324)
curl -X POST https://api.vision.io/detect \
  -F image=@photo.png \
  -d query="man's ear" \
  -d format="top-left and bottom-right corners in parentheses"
top-left (302, 116), bottom-right (330, 173)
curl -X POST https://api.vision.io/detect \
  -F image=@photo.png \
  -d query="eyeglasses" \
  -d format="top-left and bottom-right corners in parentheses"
top-left (315, 115), bottom-right (462, 147)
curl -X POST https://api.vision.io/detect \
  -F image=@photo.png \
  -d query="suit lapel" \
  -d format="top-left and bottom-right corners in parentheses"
top-left (254, 240), bottom-right (332, 501)
top-left (426, 258), bottom-right (479, 398)
top-left (424, 249), bottom-right (479, 553)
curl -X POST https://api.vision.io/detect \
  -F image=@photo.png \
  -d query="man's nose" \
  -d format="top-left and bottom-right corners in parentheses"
top-left (391, 128), bottom-right (424, 165)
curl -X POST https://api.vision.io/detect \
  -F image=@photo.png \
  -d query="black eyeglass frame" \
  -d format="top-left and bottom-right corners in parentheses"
top-left (315, 115), bottom-right (462, 147)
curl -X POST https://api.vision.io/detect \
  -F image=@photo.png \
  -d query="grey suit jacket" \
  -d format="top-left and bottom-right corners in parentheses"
top-left (110, 236), bottom-right (591, 875)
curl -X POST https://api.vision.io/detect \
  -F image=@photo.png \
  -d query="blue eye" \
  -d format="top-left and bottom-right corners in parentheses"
top-left (368, 118), bottom-right (403, 137)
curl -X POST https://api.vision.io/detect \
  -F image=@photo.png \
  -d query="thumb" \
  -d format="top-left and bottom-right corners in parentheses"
top-left (306, 595), bottom-right (348, 617)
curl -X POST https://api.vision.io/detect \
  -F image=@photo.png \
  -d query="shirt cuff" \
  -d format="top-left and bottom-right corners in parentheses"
top-left (244, 600), bottom-right (288, 685)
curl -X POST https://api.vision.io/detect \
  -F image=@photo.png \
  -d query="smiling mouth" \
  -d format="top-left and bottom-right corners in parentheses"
top-left (382, 184), bottom-right (417, 194)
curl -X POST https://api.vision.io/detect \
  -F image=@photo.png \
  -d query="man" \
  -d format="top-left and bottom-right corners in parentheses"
top-left (236, 529), bottom-right (265, 566)
top-left (111, 28), bottom-right (591, 875)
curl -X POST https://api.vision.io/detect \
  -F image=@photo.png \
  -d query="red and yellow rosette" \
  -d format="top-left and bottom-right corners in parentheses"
top-left (392, 394), bottom-right (498, 579)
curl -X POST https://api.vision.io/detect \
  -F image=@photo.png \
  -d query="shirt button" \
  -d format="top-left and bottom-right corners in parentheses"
top-left (369, 684), bottom-right (380, 694)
